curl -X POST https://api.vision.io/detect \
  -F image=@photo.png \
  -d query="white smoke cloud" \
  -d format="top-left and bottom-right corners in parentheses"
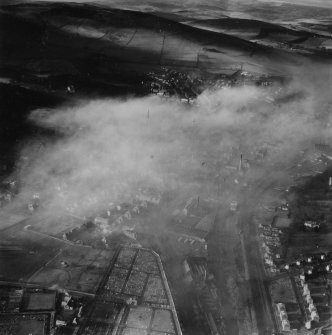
top-left (6, 69), bottom-right (329, 222)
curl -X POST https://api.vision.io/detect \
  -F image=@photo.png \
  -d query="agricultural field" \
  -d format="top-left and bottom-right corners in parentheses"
top-left (286, 223), bottom-right (332, 258)
top-left (133, 250), bottom-right (159, 274)
top-left (143, 275), bottom-right (168, 304)
top-left (27, 214), bottom-right (84, 237)
top-left (105, 267), bottom-right (129, 293)
top-left (28, 245), bottom-right (115, 293)
top-left (89, 302), bottom-right (122, 324)
top-left (122, 328), bottom-right (147, 335)
top-left (123, 271), bottom-right (148, 296)
top-left (0, 229), bottom-right (64, 282)
top-left (126, 306), bottom-right (153, 329)
top-left (151, 309), bottom-right (176, 334)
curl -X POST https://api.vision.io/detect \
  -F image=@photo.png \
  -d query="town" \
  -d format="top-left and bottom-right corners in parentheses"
top-left (1, 1), bottom-right (332, 335)
top-left (1, 118), bottom-right (332, 335)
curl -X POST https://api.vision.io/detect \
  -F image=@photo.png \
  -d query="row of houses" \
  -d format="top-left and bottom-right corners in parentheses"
top-left (302, 282), bottom-right (320, 325)
top-left (255, 196), bottom-right (293, 276)
top-left (276, 303), bottom-right (291, 332)
top-left (259, 223), bottom-right (283, 275)
top-left (297, 272), bottom-right (332, 329)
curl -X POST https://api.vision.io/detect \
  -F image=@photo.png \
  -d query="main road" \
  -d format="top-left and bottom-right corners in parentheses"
top-left (237, 158), bottom-right (299, 335)
top-left (238, 197), bottom-right (276, 335)
top-left (208, 157), bottom-right (298, 335)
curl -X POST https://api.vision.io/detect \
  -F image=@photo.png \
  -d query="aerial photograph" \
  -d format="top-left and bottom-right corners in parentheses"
top-left (0, 0), bottom-right (331, 334)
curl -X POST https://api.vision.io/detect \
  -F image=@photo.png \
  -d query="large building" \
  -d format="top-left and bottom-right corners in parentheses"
top-left (168, 197), bottom-right (216, 245)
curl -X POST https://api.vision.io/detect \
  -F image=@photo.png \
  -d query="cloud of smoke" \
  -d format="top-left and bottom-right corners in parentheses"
top-left (7, 65), bottom-right (329, 222)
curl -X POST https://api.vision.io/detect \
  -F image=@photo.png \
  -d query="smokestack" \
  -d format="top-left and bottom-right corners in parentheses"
top-left (329, 176), bottom-right (332, 187)
top-left (238, 154), bottom-right (243, 172)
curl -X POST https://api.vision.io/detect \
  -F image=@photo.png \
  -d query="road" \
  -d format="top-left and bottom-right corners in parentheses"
top-left (238, 203), bottom-right (276, 335)
top-left (236, 159), bottom-right (300, 335)
top-left (208, 206), bottom-right (241, 335)
top-left (208, 157), bottom-right (298, 334)
top-left (207, 186), bottom-right (275, 335)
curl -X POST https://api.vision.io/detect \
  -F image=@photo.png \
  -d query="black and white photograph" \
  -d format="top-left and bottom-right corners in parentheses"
top-left (0, 0), bottom-right (332, 334)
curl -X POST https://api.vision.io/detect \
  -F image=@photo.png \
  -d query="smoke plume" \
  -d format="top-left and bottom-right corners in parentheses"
top-left (5, 65), bottom-right (330, 223)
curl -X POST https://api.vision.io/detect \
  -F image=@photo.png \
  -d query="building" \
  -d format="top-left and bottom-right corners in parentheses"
top-left (94, 216), bottom-right (109, 226)
top-left (304, 220), bottom-right (320, 230)
top-left (167, 221), bottom-right (211, 245)
top-left (168, 200), bottom-right (216, 246)
top-left (276, 303), bottom-right (291, 331)
top-left (183, 257), bottom-right (208, 287)
top-left (205, 311), bottom-right (221, 335)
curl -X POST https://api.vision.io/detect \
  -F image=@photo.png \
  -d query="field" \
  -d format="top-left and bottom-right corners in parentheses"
top-left (106, 267), bottom-right (129, 293)
top-left (0, 229), bottom-right (64, 282)
top-left (24, 292), bottom-right (56, 311)
top-left (126, 306), bottom-right (153, 329)
top-left (0, 314), bottom-right (49, 335)
top-left (151, 309), bottom-right (175, 333)
top-left (115, 248), bottom-right (137, 268)
top-left (123, 270), bottom-right (148, 296)
top-left (143, 275), bottom-right (168, 304)
top-left (17, 319), bottom-right (46, 335)
top-left (133, 250), bottom-right (159, 274)
top-left (122, 328), bottom-right (147, 335)
top-left (28, 245), bottom-right (114, 293)
top-left (71, 246), bottom-right (181, 335)
top-left (27, 214), bottom-right (84, 236)
top-left (1, 0), bottom-right (317, 96)
top-left (286, 227), bottom-right (332, 258)
top-left (0, 212), bottom-right (27, 230)
top-left (270, 276), bottom-right (297, 304)
top-left (90, 302), bottom-right (122, 324)
top-left (126, 29), bottom-right (164, 63)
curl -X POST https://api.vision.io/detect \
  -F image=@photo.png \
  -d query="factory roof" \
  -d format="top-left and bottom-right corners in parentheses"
top-left (194, 212), bottom-right (216, 232)
top-left (167, 222), bottom-right (210, 241)
top-left (184, 257), bottom-right (208, 282)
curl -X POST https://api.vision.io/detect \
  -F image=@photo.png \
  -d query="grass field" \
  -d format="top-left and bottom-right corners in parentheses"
top-left (286, 227), bottom-right (332, 258)
top-left (25, 292), bottom-right (56, 311)
top-left (17, 319), bottom-right (46, 335)
top-left (26, 214), bottom-right (84, 236)
top-left (0, 229), bottom-right (64, 282)
top-left (151, 309), bottom-right (175, 333)
top-left (28, 245), bottom-right (115, 293)
top-left (126, 306), bottom-right (153, 329)
top-left (270, 276), bottom-right (297, 304)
